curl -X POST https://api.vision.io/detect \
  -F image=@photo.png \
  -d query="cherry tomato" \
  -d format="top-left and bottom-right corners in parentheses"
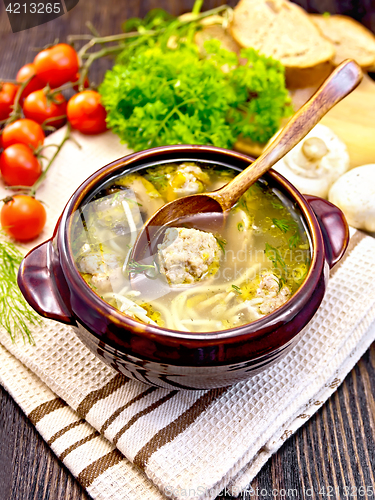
top-left (1, 194), bottom-right (46, 241)
top-left (2, 119), bottom-right (45, 150)
top-left (0, 144), bottom-right (42, 186)
top-left (0, 82), bottom-right (19, 121)
top-left (67, 90), bottom-right (107, 134)
top-left (23, 89), bottom-right (67, 128)
top-left (16, 63), bottom-right (45, 101)
top-left (34, 43), bottom-right (79, 88)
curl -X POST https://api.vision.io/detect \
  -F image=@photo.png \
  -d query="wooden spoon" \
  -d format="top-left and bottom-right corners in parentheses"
top-left (131, 59), bottom-right (362, 263)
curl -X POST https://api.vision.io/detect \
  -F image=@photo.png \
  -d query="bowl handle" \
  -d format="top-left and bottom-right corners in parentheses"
top-left (17, 239), bottom-right (76, 325)
top-left (304, 194), bottom-right (349, 268)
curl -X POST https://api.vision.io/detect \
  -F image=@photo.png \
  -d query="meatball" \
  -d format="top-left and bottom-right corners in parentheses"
top-left (166, 164), bottom-right (209, 201)
top-left (158, 227), bottom-right (221, 285)
top-left (77, 249), bottom-right (123, 294)
top-left (256, 272), bottom-right (291, 314)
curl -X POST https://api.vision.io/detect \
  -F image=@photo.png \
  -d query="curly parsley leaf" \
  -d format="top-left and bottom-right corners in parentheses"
top-left (99, 36), bottom-right (292, 151)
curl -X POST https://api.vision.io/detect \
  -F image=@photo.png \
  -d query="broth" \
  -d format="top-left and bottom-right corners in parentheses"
top-left (70, 161), bottom-right (311, 332)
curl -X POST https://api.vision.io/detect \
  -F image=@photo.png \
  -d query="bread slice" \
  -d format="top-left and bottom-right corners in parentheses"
top-left (310, 14), bottom-right (375, 69)
top-left (230, 0), bottom-right (335, 87)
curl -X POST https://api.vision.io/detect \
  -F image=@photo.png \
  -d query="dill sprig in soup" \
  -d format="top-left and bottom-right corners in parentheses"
top-left (70, 162), bottom-right (311, 332)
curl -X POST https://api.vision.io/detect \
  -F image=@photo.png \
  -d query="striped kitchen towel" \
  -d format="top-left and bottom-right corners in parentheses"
top-left (1, 127), bottom-right (375, 500)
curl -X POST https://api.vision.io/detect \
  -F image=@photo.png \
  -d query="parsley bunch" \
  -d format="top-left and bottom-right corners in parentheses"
top-left (99, 39), bottom-right (292, 151)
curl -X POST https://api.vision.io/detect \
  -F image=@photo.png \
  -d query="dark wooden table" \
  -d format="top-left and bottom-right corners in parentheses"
top-left (1, 1), bottom-right (375, 499)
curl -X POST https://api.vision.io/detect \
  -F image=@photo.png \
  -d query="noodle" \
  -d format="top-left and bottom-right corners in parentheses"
top-left (121, 200), bottom-right (137, 273)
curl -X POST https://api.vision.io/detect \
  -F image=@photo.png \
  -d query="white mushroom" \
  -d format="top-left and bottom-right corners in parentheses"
top-left (271, 124), bottom-right (350, 199)
top-left (328, 164), bottom-right (375, 232)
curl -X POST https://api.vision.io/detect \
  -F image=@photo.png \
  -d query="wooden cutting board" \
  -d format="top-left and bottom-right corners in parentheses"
top-left (292, 74), bottom-right (375, 169)
top-left (237, 74), bottom-right (375, 168)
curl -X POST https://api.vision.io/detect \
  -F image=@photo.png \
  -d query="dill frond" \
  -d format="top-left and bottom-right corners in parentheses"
top-left (0, 238), bottom-right (41, 343)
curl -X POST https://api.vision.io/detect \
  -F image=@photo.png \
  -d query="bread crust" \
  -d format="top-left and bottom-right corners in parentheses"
top-left (285, 60), bottom-right (334, 89)
top-left (230, 0), bottom-right (335, 70)
top-left (310, 14), bottom-right (375, 70)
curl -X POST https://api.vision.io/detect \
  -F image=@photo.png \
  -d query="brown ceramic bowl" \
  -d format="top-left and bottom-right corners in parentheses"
top-left (18, 145), bottom-right (349, 390)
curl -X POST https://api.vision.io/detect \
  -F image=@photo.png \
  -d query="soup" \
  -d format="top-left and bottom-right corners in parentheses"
top-left (70, 161), bottom-right (311, 332)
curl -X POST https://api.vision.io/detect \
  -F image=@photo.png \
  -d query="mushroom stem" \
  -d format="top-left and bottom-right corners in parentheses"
top-left (302, 137), bottom-right (329, 161)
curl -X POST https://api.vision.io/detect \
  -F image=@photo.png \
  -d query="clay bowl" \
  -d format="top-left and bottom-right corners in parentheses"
top-left (18, 145), bottom-right (349, 390)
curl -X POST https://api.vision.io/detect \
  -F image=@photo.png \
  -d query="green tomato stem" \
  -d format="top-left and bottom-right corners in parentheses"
top-left (76, 4), bottom-right (229, 59)
top-left (41, 114), bottom-right (67, 129)
top-left (6, 75), bottom-right (34, 125)
top-left (78, 44), bottom-right (125, 91)
top-left (1, 79), bottom-right (20, 85)
top-left (30, 124), bottom-right (72, 196)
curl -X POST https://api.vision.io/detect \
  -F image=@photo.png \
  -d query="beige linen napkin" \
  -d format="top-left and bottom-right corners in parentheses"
top-left (1, 127), bottom-right (375, 500)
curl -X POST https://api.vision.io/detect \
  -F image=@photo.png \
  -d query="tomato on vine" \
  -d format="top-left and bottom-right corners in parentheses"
top-left (67, 90), bottom-right (107, 134)
top-left (0, 144), bottom-right (42, 186)
top-left (2, 119), bottom-right (45, 150)
top-left (34, 43), bottom-right (79, 88)
top-left (23, 90), bottom-right (67, 128)
top-left (1, 195), bottom-right (46, 241)
top-left (0, 82), bottom-right (19, 121)
top-left (16, 63), bottom-right (45, 101)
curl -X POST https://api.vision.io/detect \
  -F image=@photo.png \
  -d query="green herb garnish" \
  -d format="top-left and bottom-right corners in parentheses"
top-left (145, 172), bottom-right (168, 190)
top-left (215, 236), bottom-right (227, 253)
top-left (99, 35), bottom-right (292, 151)
top-left (111, 191), bottom-right (121, 204)
top-left (288, 232), bottom-right (301, 249)
top-left (123, 196), bottom-right (142, 207)
top-left (232, 284), bottom-right (242, 294)
top-left (292, 263), bottom-right (309, 284)
top-left (272, 218), bottom-right (301, 249)
top-left (237, 222), bottom-right (244, 232)
top-left (265, 243), bottom-right (287, 273)
top-left (270, 199), bottom-right (284, 210)
top-left (127, 259), bottom-right (157, 276)
top-left (111, 191), bottom-right (142, 207)
top-left (275, 274), bottom-right (286, 292)
top-left (272, 218), bottom-right (290, 233)
top-left (0, 239), bottom-right (41, 343)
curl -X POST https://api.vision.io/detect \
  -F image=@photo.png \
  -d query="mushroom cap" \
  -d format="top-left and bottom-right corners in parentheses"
top-left (328, 164), bottom-right (375, 232)
top-left (272, 124), bottom-right (350, 198)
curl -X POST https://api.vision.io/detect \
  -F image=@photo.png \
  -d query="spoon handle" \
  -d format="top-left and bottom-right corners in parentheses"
top-left (212, 59), bottom-right (363, 211)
